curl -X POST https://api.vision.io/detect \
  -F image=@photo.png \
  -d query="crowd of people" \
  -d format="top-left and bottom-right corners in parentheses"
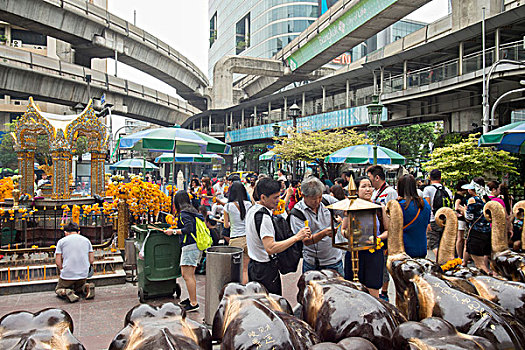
top-left (165, 166), bottom-right (518, 308)
top-left (53, 165), bottom-right (516, 310)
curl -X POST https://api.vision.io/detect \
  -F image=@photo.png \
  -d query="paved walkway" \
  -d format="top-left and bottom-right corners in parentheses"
top-left (0, 270), bottom-right (304, 350)
top-left (0, 252), bottom-right (411, 350)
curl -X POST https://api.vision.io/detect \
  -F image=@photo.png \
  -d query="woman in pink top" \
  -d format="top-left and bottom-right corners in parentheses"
top-left (487, 181), bottom-right (505, 209)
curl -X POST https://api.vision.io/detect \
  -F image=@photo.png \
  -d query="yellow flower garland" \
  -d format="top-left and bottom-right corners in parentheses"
top-left (368, 237), bottom-right (385, 253)
top-left (440, 258), bottom-right (462, 272)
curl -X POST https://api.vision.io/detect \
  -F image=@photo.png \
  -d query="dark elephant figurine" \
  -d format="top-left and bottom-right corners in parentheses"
top-left (212, 281), bottom-right (294, 342)
top-left (108, 302), bottom-right (211, 350)
top-left (0, 308), bottom-right (85, 350)
top-left (393, 317), bottom-right (496, 349)
top-left (387, 201), bottom-right (525, 350)
top-left (310, 337), bottom-right (378, 349)
top-left (212, 281), bottom-right (319, 349)
top-left (490, 201), bottom-right (525, 282)
top-left (297, 269), bottom-right (405, 348)
top-left (432, 204), bottom-right (525, 326)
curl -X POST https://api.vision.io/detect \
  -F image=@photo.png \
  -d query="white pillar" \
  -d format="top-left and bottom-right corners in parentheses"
top-left (253, 106), bottom-right (257, 126)
top-left (403, 60), bottom-right (408, 90)
top-left (241, 109), bottom-right (245, 127)
top-left (380, 67), bottom-right (384, 94)
top-left (345, 79), bottom-right (350, 108)
top-left (268, 101), bottom-right (272, 123)
top-left (494, 28), bottom-right (500, 62)
top-left (322, 86), bottom-right (326, 112)
top-left (283, 97), bottom-right (287, 120)
top-left (302, 92), bottom-right (306, 115)
top-left (459, 42), bottom-right (464, 76)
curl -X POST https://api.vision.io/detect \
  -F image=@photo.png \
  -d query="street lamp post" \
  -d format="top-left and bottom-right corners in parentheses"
top-left (272, 123), bottom-right (281, 179)
top-left (367, 95), bottom-right (384, 165)
top-left (288, 103), bottom-right (301, 179)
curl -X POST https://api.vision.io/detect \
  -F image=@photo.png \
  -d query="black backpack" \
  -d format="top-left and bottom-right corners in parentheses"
top-left (254, 208), bottom-right (303, 275)
top-left (431, 185), bottom-right (452, 215)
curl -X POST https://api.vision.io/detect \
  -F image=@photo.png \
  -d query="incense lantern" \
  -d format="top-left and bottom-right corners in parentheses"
top-left (326, 177), bottom-right (381, 282)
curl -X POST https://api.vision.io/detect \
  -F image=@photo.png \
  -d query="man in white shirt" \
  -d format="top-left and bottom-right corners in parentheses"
top-left (423, 169), bottom-right (453, 257)
top-left (213, 177), bottom-right (226, 202)
top-left (55, 222), bottom-right (95, 302)
top-left (245, 178), bottom-right (310, 295)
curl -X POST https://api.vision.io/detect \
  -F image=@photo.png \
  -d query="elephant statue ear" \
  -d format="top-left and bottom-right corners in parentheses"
top-left (484, 200), bottom-right (508, 254)
top-left (435, 207), bottom-right (457, 266)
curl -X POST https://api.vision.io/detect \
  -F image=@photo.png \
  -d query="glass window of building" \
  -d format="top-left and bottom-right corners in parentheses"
top-left (210, 12), bottom-right (217, 48)
top-left (236, 13), bottom-right (251, 54)
top-left (11, 29), bottom-right (46, 46)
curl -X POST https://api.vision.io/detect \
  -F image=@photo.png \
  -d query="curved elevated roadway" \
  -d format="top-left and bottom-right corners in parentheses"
top-left (0, 0), bottom-right (209, 110)
top-left (0, 45), bottom-right (200, 126)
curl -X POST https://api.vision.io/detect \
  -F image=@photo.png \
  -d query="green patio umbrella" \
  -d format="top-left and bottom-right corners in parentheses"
top-left (325, 144), bottom-right (405, 165)
top-left (478, 121), bottom-right (525, 154)
top-left (118, 126), bottom-right (231, 187)
top-left (109, 159), bottom-right (159, 171)
top-left (259, 150), bottom-right (280, 161)
top-left (155, 153), bottom-right (225, 164)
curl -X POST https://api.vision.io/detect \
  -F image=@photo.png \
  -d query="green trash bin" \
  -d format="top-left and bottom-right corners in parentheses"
top-left (1, 227), bottom-right (16, 246)
top-left (132, 224), bottom-right (182, 303)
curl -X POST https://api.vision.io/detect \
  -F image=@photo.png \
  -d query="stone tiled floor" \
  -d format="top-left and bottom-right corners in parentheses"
top-left (0, 270), bottom-right (304, 350)
top-left (0, 256), bottom-right (402, 350)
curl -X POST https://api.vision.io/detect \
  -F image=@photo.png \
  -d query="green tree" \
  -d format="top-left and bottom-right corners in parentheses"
top-left (272, 129), bottom-right (368, 179)
top-left (368, 122), bottom-right (440, 167)
top-left (423, 133), bottom-right (518, 183)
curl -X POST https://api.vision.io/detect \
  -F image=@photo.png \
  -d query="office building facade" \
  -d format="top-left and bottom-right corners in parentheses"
top-left (208, 0), bottom-right (319, 80)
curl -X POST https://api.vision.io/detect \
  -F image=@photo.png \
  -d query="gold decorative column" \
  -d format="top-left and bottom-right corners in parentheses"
top-left (90, 152), bottom-right (106, 196)
top-left (52, 150), bottom-right (70, 199)
top-left (117, 191), bottom-right (129, 250)
top-left (17, 149), bottom-right (35, 196)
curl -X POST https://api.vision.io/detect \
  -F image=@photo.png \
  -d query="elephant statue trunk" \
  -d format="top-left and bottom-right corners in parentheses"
top-left (486, 201), bottom-right (509, 255)
top-left (435, 207), bottom-right (458, 266)
top-left (513, 201), bottom-right (525, 251)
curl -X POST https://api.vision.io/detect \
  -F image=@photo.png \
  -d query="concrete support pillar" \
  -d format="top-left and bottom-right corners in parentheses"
top-left (322, 86), bottom-right (326, 112)
top-left (283, 98), bottom-right (287, 121)
top-left (268, 101), bottom-right (272, 123)
top-left (241, 109), bottom-right (245, 127)
top-left (373, 71), bottom-right (378, 95)
top-left (380, 67), bottom-right (384, 94)
top-left (253, 106), bottom-right (257, 126)
top-left (403, 60), bottom-right (408, 90)
top-left (200, 116), bottom-right (203, 130)
top-left (495, 28), bottom-right (500, 61)
top-left (346, 79), bottom-right (350, 108)
top-left (459, 42), bottom-right (464, 76)
top-left (209, 114), bottom-right (212, 131)
top-left (302, 92), bottom-right (306, 116)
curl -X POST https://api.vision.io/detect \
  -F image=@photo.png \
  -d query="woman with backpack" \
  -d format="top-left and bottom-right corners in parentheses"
top-left (462, 177), bottom-right (492, 274)
top-left (223, 181), bottom-right (253, 284)
top-left (164, 191), bottom-right (205, 312)
top-left (396, 174), bottom-right (431, 258)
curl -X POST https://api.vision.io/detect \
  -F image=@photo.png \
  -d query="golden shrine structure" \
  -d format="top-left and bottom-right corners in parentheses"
top-left (13, 97), bottom-right (108, 199)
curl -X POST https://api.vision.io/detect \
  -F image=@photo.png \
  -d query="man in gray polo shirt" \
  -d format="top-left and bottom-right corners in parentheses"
top-left (55, 222), bottom-right (95, 302)
top-left (290, 176), bottom-right (344, 275)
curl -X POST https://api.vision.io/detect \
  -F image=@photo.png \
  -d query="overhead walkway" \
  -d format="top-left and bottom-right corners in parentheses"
top-left (0, 45), bottom-right (200, 126)
top-left (0, 0), bottom-right (209, 110)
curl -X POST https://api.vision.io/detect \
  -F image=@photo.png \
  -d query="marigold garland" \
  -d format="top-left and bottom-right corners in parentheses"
top-left (440, 258), bottom-right (462, 272)
top-left (273, 199), bottom-right (286, 215)
top-left (368, 237), bottom-right (385, 253)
